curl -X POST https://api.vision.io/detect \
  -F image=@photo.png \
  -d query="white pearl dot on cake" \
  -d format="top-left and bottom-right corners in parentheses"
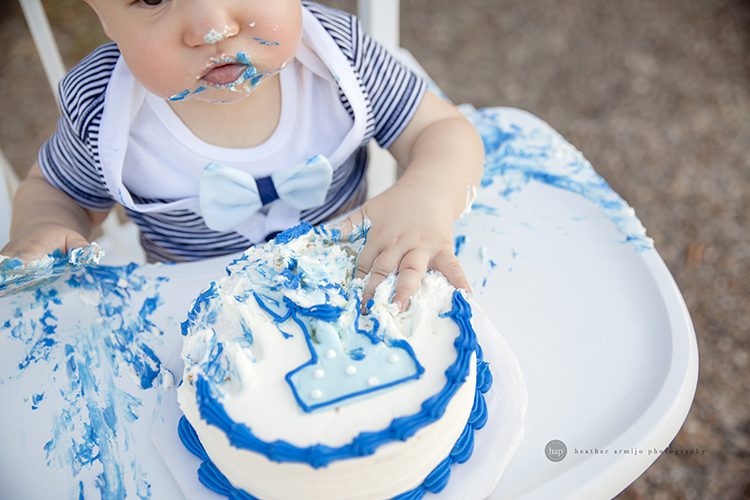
top-left (325, 349), bottom-right (337, 359)
top-left (388, 353), bottom-right (400, 364)
top-left (311, 389), bottom-right (322, 399)
top-left (313, 368), bottom-right (325, 379)
top-left (345, 365), bottom-right (357, 375)
top-left (367, 376), bottom-right (379, 386)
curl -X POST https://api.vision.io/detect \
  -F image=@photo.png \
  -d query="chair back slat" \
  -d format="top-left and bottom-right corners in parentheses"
top-left (357, 1), bottom-right (401, 196)
top-left (19, 0), bottom-right (66, 107)
top-left (357, 0), bottom-right (400, 52)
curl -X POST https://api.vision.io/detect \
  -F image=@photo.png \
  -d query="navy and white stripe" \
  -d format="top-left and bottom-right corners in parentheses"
top-left (40, 44), bottom-right (120, 211)
top-left (38, 2), bottom-right (426, 263)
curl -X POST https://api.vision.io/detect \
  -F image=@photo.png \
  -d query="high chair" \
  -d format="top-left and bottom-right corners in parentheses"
top-left (0, 2), bottom-right (699, 499)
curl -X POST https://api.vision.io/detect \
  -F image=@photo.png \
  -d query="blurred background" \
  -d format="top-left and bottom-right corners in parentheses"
top-left (1, 0), bottom-right (748, 498)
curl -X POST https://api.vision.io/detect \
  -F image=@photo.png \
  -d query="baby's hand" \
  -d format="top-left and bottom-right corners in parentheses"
top-left (341, 182), bottom-right (470, 312)
top-left (1, 223), bottom-right (90, 264)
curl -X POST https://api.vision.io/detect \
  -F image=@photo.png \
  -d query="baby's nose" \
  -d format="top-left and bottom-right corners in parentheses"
top-left (181, 3), bottom-right (242, 48)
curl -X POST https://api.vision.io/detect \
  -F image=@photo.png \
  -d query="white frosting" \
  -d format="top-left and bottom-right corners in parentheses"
top-left (178, 359), bottom-right (475, 499)
top-left (462, 181), bottom-right (478, 216)
top-left (177, 225), bottom-right (478, 498)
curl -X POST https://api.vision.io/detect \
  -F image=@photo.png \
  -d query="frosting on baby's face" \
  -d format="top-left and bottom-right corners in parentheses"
top-left (85, 0), bottom-right (302, 104)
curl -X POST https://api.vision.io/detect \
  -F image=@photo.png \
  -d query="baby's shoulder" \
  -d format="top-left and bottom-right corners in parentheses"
top-left (58, 43), bottom-right (120, 134)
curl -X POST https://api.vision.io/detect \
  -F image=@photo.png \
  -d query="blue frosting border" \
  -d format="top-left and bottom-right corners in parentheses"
top-left (178, 340), bottom-right (493, 499)
top-left (189, 290), bottom-right (480, 468)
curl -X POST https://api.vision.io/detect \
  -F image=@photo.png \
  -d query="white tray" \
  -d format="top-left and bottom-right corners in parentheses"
top-left (457, 108), bottom-right (698, 499)
top-left (0, 107), bottom-right (697, 499)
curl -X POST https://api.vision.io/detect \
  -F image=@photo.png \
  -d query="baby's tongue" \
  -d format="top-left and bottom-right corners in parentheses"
top-left (203, 64), bottom-right (246, 85)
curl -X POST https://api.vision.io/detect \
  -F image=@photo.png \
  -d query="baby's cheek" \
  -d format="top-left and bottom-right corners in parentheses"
top-left (131, 58), bottom-right (188, 100)
top-left (240, 42), bottom-right (296, 76)
top-left (246, 3), bottom-right (301, 69)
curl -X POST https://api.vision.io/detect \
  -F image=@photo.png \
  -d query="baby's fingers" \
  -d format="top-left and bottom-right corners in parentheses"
top-left (361, 248), bottom-right (401, 311)
top-left (335, 208), bottom-right (366, 239)
top-left (393, 249), bottom-right (429, 312)
top-left (1, 231), bottom-right (89, 264)
top-left (431, 248), bottom-right (472, 294)
top-left (2, 241), bottom-right (49, 264)
top-left (65, 233), bottom-right (90, 254)
top-left (355, 239), bottom-right (378, 281)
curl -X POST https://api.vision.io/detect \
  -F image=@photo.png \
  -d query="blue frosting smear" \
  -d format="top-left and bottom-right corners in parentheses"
top-left (462, 107), bottom-right (653, 251)
top-left (0, 243), bottom-right (104, 297)
top-left (1, 262), bottom-right (167, 499)
top-left (454, 235), bottom-right (467, 257)
top-left (179, 323), bottom-right (492, 499)
top-left (187, 289), bottom-right (481, 471)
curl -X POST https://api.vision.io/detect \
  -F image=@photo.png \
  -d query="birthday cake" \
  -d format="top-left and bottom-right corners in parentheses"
top-left (177, 222), bottom-right (492, 499)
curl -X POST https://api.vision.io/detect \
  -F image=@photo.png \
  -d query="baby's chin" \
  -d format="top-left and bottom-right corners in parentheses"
top-left (159, 85), bottom-right (253, 105)
top-left (179, 89), bottom-right (255, 105)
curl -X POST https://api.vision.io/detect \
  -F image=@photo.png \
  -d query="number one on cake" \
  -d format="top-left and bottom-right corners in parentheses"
top-left (282, 301), bottom-right (425, 412)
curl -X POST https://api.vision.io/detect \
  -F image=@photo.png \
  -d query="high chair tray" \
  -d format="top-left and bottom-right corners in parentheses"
top-left (0, 107), bottom-right (697, 499)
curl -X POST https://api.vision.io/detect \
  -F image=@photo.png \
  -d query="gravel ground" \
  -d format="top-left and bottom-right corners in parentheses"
top-left (1, 1), bottom-right (748, 498)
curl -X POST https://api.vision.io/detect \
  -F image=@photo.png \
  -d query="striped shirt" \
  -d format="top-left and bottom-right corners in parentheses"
top-left (39, 2), bottom-right (426, 263)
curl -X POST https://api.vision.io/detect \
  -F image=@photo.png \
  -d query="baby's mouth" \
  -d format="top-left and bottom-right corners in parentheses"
top-left (201, 63), bottom-right (248, 86)
top-left (170, 52), bottom-right (266, 101)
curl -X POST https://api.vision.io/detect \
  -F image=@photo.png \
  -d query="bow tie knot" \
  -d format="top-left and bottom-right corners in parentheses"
top-left (199, 155), bottom-right (334, 232)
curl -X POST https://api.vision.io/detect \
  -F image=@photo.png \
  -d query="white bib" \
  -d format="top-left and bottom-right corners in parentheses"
top-left (97, 7), bottom-right (369, 240)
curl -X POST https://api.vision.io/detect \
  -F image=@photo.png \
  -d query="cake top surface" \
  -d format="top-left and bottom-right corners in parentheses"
top-left (179, 222), bottom-right (476, 449)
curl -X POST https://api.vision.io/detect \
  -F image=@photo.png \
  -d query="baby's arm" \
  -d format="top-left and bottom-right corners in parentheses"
top-left (1, 163), bottom-right (109, 262)
top-left (345, 91), bottom-right (484, 310)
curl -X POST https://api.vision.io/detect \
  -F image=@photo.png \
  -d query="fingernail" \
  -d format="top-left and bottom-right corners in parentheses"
top-left (393, 299), bottom-right (403, 311)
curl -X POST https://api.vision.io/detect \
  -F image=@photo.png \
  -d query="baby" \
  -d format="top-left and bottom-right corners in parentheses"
top-left (2, 0), bottom-right (484, 311)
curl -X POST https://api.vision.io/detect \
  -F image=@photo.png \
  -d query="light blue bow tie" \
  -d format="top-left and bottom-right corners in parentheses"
top-left (199, 155), bottom-right (333, 232)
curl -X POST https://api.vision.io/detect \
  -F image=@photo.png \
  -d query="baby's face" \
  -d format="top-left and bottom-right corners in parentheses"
top-left (86, 0), bottom-right (302, 103)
